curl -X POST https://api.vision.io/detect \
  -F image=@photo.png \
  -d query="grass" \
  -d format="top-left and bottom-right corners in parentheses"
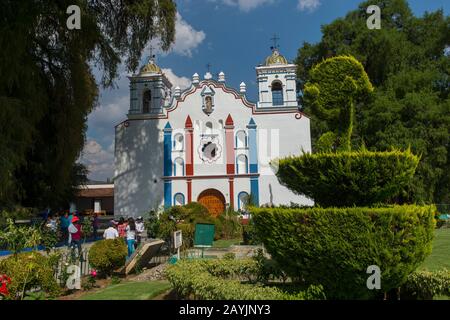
top-left (420, 227), bottom-right (450, 271)
top-left (79, 281), bottom-right (171, 300)
top-left (212, 238), bottom-right (242, 248)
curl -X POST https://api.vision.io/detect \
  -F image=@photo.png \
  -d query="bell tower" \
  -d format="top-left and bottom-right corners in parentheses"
top-left (256, 45), bottom-right (298, 109)
top-left (128, 57), bottom-right (172, 118)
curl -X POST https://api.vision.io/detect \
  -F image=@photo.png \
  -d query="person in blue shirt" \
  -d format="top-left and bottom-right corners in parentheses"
top-left (60, 211), bottom-right (71, 245)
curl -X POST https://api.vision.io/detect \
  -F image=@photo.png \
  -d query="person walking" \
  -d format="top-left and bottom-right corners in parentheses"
top-left (135, 216), bottom-right (145, 246)
top-left (126, 218), bottom-right (136, 258)
top-left (103, 221), bottom-right (119, 240)
top-left (69, 216), bottom-right (83, 257)
top-left (117, 217), bottom-right (128, 243)
top-left (92, 213), bottom-right (99, 240)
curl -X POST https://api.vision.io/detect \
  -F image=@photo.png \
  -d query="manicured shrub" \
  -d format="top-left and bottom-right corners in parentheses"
top-left (165, 259), bottom-right (325, 300)
top-left (157, 203), bottom-right (243, 247)
top-left (276, 148), bottom-right (419, 207)
top-left (0, 252), bottom-right (60, 300)
top-left (251, 205), bottom-right (435, 299)
top-left (401, 269), bottom-right (450, 300)
top-left (88, 239), bottom-right (127, 276)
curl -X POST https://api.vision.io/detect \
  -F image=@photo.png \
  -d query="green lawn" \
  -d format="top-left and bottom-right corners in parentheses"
top-left (79, 281), bottom-right (171, 300)
top-left (420, 228), bottom-right (450, 271)
top-left (212, 238), bottom-right (242, 248)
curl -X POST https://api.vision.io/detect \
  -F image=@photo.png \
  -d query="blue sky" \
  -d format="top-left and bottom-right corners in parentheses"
top-left (80, 0), bottom-right (450, 181)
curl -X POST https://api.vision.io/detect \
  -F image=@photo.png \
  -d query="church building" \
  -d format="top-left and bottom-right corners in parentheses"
top-left (114, 48), bottom-right (312, 217)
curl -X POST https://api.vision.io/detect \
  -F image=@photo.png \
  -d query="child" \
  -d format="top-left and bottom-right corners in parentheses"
top-left (126, 218), bottom-right (136, 258)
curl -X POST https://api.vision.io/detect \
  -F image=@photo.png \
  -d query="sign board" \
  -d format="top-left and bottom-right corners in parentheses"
top-left (194, 223), bottom-right (215, 247)
top-left (174, 230), bottom-right (183, 249)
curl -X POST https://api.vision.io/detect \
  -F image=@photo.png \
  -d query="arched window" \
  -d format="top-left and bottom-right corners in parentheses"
top-left (173, 133), bottom-right (184, 151)
top-left (143, 90), bottom-right (152, 113)
top-left (205, 121), bottom-right (213, 135)
top-left (271, 81), bottom-right (283, 106)
top-left (235, 130), bottom-right (247, 149)
top-left (173, 157), bottom-right (184, 177)
top-left (238, 192), bottom-right (250, 211)
top-left (236, 154), bottom-right (248, 174)
top-left (174, 193), bottom-right (185, 206)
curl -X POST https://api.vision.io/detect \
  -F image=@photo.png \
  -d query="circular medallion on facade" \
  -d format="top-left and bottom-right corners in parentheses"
top-left (198, 135), bottom-right (222, 163)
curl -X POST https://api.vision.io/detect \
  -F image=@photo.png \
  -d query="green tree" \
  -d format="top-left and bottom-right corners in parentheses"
top-left (296, 0), bottom-right (450, 203)
top-left (0, 0), bottom-right (177, 209)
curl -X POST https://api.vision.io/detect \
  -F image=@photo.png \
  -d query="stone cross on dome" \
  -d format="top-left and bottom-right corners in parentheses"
top-left (147, 44), bottom-right (156, 63)
top-left (270, 34), bottom-right (280, 51)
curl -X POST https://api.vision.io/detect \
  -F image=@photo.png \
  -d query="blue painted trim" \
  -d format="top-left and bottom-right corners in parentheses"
top-left (250, 178), bottom-right (259, 206)
top-left (173, 193), bottom-right (185, 206)
top-left (164, 181), bottom-right (172, 209)
top-left (164, 122), bottom-right (173, 177)
top-left (247, 118), bottom-right (258, 174)
top-left (237, 191), bottom-right (249, 211)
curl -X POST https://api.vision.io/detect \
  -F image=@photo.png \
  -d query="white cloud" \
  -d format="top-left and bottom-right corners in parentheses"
top-left (217, 0), bottom-right (275, 12)
top-left (80, 140), bottom-right (115, 181)
top-left (162, 68), bottom-right (191, 89)
top-left (172, 12), bottom-right (206, 56)
top-left (297, 0), bottom-right (321, 12)
top-left (149, 13), bottom-right (205, 57)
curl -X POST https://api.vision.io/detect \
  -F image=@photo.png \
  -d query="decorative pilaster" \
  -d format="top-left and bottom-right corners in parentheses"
top-left (247, 118), bottom-right (259, 206)
top-left (228, 178), bottom-right (235, 210)
top-left (187, 179), bottom-right (192, 203)
top-left (185, 115), bottom-right (194, 176)
top-left (164, 122), bottom-right (173, 208)
top-left (225, 114), bottom-right (235, 175)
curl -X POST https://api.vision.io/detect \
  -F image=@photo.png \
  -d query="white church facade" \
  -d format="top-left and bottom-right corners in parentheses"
top-left (114, 48), bottom-right (313, 217)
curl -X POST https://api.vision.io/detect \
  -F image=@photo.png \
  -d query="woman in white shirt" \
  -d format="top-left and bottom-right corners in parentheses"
top-left (126, 218), bottom-right (136, 258)
top-left (103, 221), bottom-right (119, 240)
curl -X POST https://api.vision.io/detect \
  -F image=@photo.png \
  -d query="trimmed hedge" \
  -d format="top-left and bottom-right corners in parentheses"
top-left (401, 269), bottom-right (450, 300)
top-left (251, 205), bottom-right (435, 299)
top-left (88, 239), bottom-right (127, 276)
top-left (165, 259), bottom-right (325, 300)
top-left (275, 148), bottom-right (419, 207)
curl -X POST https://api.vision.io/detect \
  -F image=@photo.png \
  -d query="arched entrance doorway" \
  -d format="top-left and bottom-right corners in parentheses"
top-left (197, 189), bottom-right (226, 217)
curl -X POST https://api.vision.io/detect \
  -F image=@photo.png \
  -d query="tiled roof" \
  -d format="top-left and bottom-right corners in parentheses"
top-left (77, 188), bottom-right (114, 198)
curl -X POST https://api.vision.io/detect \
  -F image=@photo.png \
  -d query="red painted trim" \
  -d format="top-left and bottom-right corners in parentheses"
top-left (161, 173), bottom-right (259, 181)
top-left (114, 80), bottom-right (310, 127)
top-left (185, 118), bottom-right (194, 176)
top-left (225, 114), bottom-right (234, 126)
top-left (187, 179), bottom-right (192, 203)
top-left (185, 115), bottom-right (193, 128)
top-left (225, 114), bottom-right (235, 175)
top-left (229, 178), bottom-right (235, 209)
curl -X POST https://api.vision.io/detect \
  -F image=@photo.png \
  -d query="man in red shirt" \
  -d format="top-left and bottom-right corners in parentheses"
top-left (69, 216), bottom-right (83, 256)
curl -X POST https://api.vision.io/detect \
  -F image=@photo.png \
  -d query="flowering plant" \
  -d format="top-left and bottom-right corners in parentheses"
top-left (0, 274), bottom-right (11, 298)
top-left (81, 269), bottom-right (97, 291)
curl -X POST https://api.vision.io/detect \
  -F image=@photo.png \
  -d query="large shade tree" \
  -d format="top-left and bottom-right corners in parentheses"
top-left (0, 0), bottom-right (177, 209)
top-left (296, 0), bottom-right (450, 203)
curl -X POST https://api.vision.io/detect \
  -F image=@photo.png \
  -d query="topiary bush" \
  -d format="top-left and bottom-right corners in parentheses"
top-left (88, 239), bottom-right (127, 276)
top-left (0, 251), bottom-right (60, 300)
top-left (275, 148), bottom-right (419, 207)
top-left (251, 205), bottom-right (435, 299)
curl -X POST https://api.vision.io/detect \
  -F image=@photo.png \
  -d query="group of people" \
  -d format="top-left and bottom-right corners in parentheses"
top-left (41, 210), bottom-right (146, 259)
top-left (103, 216), bottom-right (146, 258)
